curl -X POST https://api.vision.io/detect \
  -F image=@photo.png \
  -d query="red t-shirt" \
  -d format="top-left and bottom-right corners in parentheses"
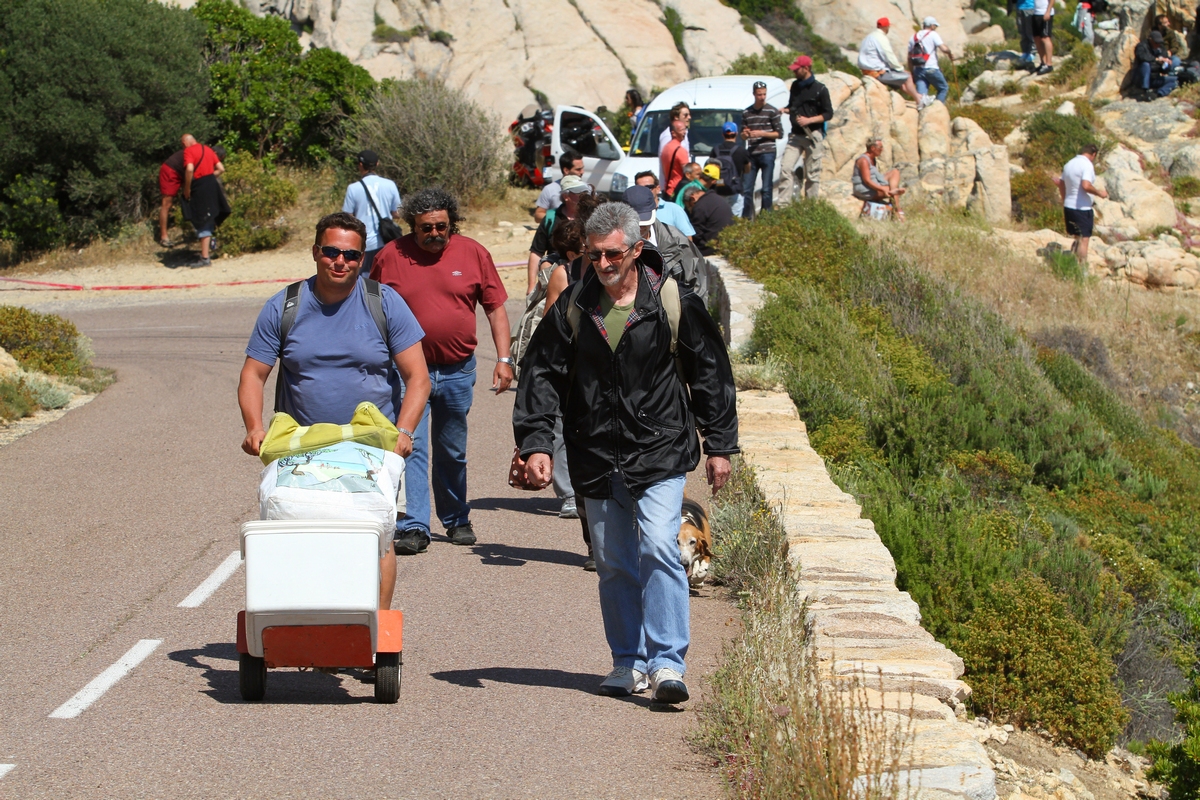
top-left (371, 233), bottom-right (508, 365)
top-left (661, 137), bottom-right (689, 198)
top-left (183, 143), bottom-right (216, 179)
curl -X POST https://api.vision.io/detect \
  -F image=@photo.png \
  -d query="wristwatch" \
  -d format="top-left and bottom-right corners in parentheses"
top-left (497, 357), bottom-right (514, 366)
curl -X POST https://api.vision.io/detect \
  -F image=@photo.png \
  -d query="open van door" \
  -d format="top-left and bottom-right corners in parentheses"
top-left (549, 106), bottom-right (624, 193)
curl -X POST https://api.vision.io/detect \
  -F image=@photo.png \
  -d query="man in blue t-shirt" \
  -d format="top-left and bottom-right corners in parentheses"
top-left (238, 211), bottom-right (430, 610)
top-left (342, 150), bottom-right (402, 276)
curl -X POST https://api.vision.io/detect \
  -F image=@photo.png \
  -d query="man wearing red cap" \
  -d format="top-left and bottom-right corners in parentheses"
top-left (778, 55), bottom-right (833, 204)
top-left (857, 18), bottom-right (927, 108)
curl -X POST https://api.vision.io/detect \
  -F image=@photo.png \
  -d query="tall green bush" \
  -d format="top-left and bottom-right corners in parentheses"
top-left (194, 0), bottom-right (374, 161)
top-left (216, 152), bottom-right (298, 255)
top-left (0, 0), bottom-right (212, 254)
top-left (349, 79), bottom-right (507, 203)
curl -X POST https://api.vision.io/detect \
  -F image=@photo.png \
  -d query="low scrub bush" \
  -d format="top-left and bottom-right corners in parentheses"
top-left (1173, 175), bottom-right (1200, 197)
top-left (18, 372), bottom-right (73, 409)
top-left (1046, 249), bottom-right (1087, 282)
top-left (1022, 110), bottom-right (1107, 172)
top-left (350, 79), bottom-right (507, 204)
top-left (950, 104), bottom-right (1018, 143)
top-left (953, 577), bottom-right (1127, 756)
top-left (0, 377), bottom-right (37, 422)
top-left (0, 306), bottom-right (84, 377)
top-left (723, 0), bottom-right (855, 74)
top-left (217, 153), bottom-right (298, 255)
top-left (1011, 170), bottom-right (1064, 232)
top-left (1046, 39), bottom-right (1098, 89)
top-left (708, 460), bottom-right (786, 593)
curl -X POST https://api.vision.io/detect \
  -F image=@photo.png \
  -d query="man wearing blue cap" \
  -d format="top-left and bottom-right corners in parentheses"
top-left (712, 121), bottom-right (748, 217)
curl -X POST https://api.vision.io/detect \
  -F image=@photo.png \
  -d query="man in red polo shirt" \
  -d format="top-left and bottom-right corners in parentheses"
top-left (370, 187), bottom-right (514, 555)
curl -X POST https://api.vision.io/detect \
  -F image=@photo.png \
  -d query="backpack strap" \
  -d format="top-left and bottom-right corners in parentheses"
top-left (274, 280), bottom-right (304, 413)
top-left (358, 178), bottom-right (386, 225)
top-left (362, 278), bottom-right (391, 352)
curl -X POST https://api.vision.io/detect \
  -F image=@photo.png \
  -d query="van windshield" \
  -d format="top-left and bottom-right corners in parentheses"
top-left (630, 109), bottom-right (745, 159)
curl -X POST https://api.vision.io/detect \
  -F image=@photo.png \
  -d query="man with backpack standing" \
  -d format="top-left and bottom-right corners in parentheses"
top-left (371, 188), bottom-right (513, 555)
top-left (712, 122), bottom-right (748, 216)
top-left (237, 212), bottom-right (430, 609)
top-left (911, 19), bottom-right (953, 104)
top-left (513, 202), bottom-right (738, 706)
top-left (342, 150), bottom-right (402, 276)
top-left (778, 55), bottom-right (833, 205)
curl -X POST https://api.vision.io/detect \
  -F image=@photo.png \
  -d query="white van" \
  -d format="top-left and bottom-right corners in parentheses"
top-left (545, 76), bottom-right (792, 207)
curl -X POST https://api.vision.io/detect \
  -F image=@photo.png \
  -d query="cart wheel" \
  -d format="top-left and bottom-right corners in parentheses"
top-left (239, 653), bottom-right (266, 701)
top-left (375, 652), bottom-right (400, 704)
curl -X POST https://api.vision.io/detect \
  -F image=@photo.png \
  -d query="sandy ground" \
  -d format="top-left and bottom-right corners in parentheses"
top-left (0, 191), bottom-right (541, 312)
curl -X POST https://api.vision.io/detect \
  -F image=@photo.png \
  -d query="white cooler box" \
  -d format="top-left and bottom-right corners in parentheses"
top-left (240, 519), bottom-right (389, 658)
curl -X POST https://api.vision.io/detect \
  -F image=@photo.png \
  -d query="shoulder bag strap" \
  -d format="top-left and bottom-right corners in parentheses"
top-left (274, 280), bottom-right (304, 413)
top-left (362, 278), bottom-right (391, 353)
top-left (359, 178), bottom-right (386, 224)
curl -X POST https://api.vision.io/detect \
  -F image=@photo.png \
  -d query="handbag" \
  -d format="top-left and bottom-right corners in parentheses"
top-left (508, 447), bottom-right (547, 491)
top-left (359, 178), bottom-right (402, 245)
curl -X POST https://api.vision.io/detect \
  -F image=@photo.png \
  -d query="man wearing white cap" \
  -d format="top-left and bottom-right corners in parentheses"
top-left (910, 18), bottom-right (954, 104)
top-left (858, 17), bottom-right (928, 108)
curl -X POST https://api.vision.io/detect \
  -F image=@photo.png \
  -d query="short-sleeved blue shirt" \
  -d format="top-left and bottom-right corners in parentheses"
top-left (342, 175), bottom-right (402, 252)
top-left (246, 277), bottom-right (425, 426)
top-left (655, 199), bottom-right (696, 236)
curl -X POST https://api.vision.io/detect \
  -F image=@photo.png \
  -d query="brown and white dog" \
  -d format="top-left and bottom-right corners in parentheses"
top-left (678, 497), bottom-right (713, 588)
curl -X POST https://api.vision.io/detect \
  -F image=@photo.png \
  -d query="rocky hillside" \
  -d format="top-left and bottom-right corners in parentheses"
top-left (159, 0), bottom-right (986, 118)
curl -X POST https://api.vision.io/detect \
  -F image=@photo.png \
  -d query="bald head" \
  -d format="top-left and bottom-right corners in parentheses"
top-left (181, 134), bottom-right (197, 148)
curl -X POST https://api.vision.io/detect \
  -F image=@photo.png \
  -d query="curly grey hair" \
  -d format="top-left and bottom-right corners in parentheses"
top-left (584, 201), bottom-right (641, 248)
top-left (402, 187), bottom-right (463, 234)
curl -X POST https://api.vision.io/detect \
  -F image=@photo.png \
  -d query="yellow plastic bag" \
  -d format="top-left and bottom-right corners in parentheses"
top-left (259, 401), bottom-right (399, 465)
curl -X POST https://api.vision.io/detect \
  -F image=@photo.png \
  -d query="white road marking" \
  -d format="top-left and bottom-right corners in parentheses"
top-left (0, 764), bottom-right (14, 779)
top-left (178, 551), bottom-right (242, 608)
top-left (49, 639), bottom-right (162, 719)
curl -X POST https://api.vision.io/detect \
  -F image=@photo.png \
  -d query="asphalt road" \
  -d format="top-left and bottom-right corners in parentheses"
top-left (0, 294), bottom-right (732, 798)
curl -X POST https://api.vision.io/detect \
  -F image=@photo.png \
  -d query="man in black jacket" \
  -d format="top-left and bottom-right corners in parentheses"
top-left (1136, 31), bottom-right (1178, 100)
top-left (779, 55), bottom-right (833, 203)
top-left (513, 202), bottom-right (738, 706)
top-left (683, 184), bottom-right (734, 256)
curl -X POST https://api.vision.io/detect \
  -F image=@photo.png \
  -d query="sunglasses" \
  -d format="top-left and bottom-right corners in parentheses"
top-left (585, 246), bottom-right (631, 264)
top-left (753, 81), bottom-right (767, 89)
top-left (319, 245), bottom-right (362, 262)
top-left (419, 222), bottom-right (450, 233)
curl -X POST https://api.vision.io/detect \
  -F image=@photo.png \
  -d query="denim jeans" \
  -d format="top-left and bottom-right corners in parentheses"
top-left (915, 66), bottom-right (949, 103)
top-left (742, 151), bottom-right (776, 218)
top-left (584, 472), bottom-right (689, 676)
top-left (1140, 58), bottom-right (1180, 95)
top-left (397, 355), bottom-right (476, 536)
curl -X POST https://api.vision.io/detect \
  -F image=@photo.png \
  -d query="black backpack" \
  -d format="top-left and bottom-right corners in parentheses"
top-left (712, 142), bottom-right (744, 194)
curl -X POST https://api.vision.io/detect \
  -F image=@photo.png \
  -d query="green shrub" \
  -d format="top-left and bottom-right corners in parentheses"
top-left (950, 104), bottom-right (1018, 143)
top-left (0, 377), bottom-right (37, 422)
top-left (953, 577), bottom-right (1128, 757)
top-left (1022, 110), bottom-right (1106, 172)
top-left (0, 306), bottom-right (83, 377)
top-left (810, 417), bottom-right (880, 465)
top-left (194, 0), bottom-right (375, 161)
top-left (1173, 175), bottom-right (1200, 197)
top-left (1046, 38), bottom-right (1098, 89)
top-left (1046, 249), bottom-right (1087, 282)
top-left (17, 372), bottom-right (72, 409)
top-left (1148, 674), bottom-right (1200, 797)
top-left (709, 460), bottom-right (787, 593)
top-left (349, 79), bottom-right (507, 204)
top-left (726, 45), bottom-right (801, 79)
top-left (662, 6), bottom-right (687, 62)
top-left (217, 153), bottom-right (298, 255)
top-left (1011, 170), bottom-right (1064, 232)
top-left (0, 0), bottom-right (212, 256)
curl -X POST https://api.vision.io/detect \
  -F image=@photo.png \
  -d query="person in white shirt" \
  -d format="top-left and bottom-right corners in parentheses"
top-left (1032, 0), bottom-right (1055, 74)
top-left (858, 18), bottom-right (928, 108)
top-left (1052, 144), bottom-right (1108, 265)
top-left (341, 150), bottom-right (401, 275)
top-left (534, 150), bottom-right (585, 223)
top-left (911, 18), bottom-right (954, 104)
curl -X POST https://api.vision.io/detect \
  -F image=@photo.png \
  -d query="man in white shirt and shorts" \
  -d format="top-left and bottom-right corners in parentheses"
top-left (1054, 144), bottom-right (1108, 265)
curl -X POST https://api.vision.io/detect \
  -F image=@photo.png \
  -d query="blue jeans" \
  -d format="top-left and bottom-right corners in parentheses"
top-left (1140, 58), bottom-right (1180, 95)
top-left (397, 355), bottom-right (476, 536)
top-left (742, 151), bottom-right (776, 218)
top-left (584, 472), bottom-right (689, 676)
top-left (915, 66), bottom-right (949, 103)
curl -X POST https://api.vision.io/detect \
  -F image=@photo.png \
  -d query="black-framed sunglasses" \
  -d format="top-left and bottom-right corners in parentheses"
top-left (419, 222), bottom-right (450, 233)
top-left (752, 80), bottom-right (767, 89)
top-left (319, 245), bottom-right (363, 262)
top-left (585, 246), bottom-right (631, 264)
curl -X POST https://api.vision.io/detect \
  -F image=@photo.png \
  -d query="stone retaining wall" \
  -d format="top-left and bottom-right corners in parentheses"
top-left (708, 255), bottom-right (998, 799)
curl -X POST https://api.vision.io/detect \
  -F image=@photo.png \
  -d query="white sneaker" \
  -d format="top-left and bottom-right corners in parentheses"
top-left (650, 667), bottom-right (689, 704)
top-left (597, 666), bottom-right (648, 697)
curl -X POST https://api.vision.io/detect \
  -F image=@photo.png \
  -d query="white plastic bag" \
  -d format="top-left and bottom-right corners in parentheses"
top-left (259, 441), bottom-right (405, 529)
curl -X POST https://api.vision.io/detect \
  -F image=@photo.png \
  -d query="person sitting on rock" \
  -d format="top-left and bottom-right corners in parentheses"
top-left (857, 18), bottom-right (928, 109)
top-left (1155, 14), bottom-right (1188, 61)
top-left (851, 138), bottom-right (906, 221)
top-left (1136, 31), bottom-right (1179, 100)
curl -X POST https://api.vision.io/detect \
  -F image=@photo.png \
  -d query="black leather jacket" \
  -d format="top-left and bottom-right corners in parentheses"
top-left (513, 245), bottom-right (739, 498)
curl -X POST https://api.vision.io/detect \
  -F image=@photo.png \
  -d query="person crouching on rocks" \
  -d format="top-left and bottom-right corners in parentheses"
top-left (852, 138), bottom-right (907, 220)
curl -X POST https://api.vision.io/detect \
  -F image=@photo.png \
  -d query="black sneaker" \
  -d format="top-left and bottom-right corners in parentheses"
top-left (446, 523), bottom-right (476, 546)
top-left (394, 529), bottom-right (430, 555)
